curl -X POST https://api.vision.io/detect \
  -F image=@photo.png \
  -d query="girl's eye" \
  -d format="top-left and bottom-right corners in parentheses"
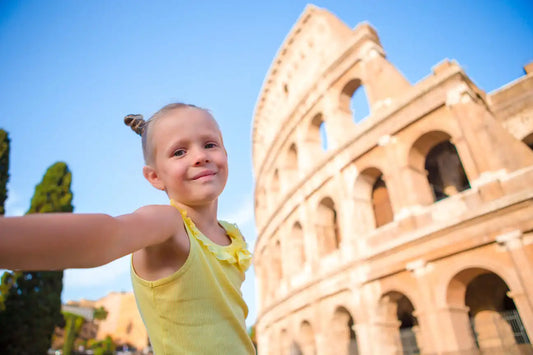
top-left (205, 143), bottom-right (217, 149)
top-left (173, 149), bottom-right (186, 157)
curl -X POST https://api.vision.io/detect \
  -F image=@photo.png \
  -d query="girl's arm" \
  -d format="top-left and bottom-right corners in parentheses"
top-left (0, 205), bottom-right (181, 270)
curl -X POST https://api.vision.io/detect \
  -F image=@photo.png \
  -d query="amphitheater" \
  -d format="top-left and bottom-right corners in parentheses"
top-left (252, 5), bottom-right (533, 355)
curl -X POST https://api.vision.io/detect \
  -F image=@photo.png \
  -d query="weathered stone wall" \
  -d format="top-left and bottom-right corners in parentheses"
top-left (253, 5), bottom-right (533, 355)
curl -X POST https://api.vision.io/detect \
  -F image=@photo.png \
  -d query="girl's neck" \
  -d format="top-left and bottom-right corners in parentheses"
top-left (172, 199), bottom-right (219, 231)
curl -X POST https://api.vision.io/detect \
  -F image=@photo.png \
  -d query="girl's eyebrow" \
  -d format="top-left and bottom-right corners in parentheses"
top-left (196, 131), bottom-right (222, 142)
top-left (164, 137), bottom-right (189, 154)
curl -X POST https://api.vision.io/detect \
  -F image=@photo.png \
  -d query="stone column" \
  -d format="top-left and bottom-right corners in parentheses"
top-left (446, 82), bottom-right (533, 180)
top-left (369, 319), bottom-right (402, 355)
top-left (378, 134), bottom-right (403, 215)
top-left (435, 305), bottom-right (478, 353)
top-left (496, 230), bottom-right (533, 338)
top-left (322, 94), bottom-right (355, 151)
top-left (358, 41), bottom-right (411, 114)
top-left (405, 260), bottom-right (439, 354)
top-left (353, 322), bottom-right (373, 355)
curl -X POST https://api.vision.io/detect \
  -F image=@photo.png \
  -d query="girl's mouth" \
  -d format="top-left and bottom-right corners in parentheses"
top-left (192, 170), bottom-right (216, 180)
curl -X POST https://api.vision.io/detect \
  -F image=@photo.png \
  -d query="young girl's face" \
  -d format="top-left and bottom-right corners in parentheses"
top-left (144, 107), bottom-right (228, 207)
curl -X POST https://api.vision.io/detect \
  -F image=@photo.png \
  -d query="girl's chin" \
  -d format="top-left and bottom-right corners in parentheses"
top-left (170, 195), bottom-right (221, 207)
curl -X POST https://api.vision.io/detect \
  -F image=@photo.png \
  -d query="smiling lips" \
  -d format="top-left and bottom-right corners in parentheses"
top-left (192, 170), bottom-right (216, 180)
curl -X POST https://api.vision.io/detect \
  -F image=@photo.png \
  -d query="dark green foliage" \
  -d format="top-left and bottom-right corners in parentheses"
top-left (0, 162), bottom-right (73, 354)
top-left (90, 335), bottom-right (116, 355)
top-left (0, 129), bottom-right (11, 311)
top-left (0, 271), bottom-right (65, 353)
top-left (0, 129), bottom-right (9, 215)
top-left (0, 271), bottom-right (19, 312)
top-left (62, 306), bottom-right (108, 355)
top-left (27, 162), bottom-right (73, 214)
top-left (62, 312), bottom-right (85, 355)
top-left (93, 306), bottom-right (108, 321)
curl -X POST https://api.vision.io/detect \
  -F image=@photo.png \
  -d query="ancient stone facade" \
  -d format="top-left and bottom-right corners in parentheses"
top-left (252, 5), bottom-right (533, 355)
top-left (67, 292), bottom-right (148, 351)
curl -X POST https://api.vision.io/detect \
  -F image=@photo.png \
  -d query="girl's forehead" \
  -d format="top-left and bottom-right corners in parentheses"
top-left (151, 108), bottom-right (222, 141)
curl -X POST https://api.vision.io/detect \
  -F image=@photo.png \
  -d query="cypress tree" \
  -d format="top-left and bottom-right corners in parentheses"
top-left (0, 162), bottom-right (74, 354)
top-left (0, 129), bottom-right (9, 215)
top-left (0, 129), bottom-right (11, 312)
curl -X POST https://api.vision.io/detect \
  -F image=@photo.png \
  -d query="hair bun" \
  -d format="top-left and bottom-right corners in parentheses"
top-left (124, 114), bottom-right (145, 136)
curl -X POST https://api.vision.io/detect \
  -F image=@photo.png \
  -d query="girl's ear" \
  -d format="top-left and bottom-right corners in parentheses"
top-left (143, 165), bottom-right (165, 191)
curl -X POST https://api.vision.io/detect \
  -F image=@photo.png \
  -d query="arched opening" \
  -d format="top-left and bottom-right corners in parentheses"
top-left (284, 143), bottom-right (299, 189)
top-left (290, 222), bottom-right (305, 272)
top-left (523, 133), bottom-right (533, 151)
top-left (353, 167), bottom-right (390, 232)
top-left (316, 197), bottom-right (340, 255)
top-left (397, 295), bottom-right (420, 355)
top-left (340, 78), bottom-right (370, 123)
top-left (272, 240), bottom-right (282, 282)
top-left (371, 175), bottom-right (394, 227)
top-left (466, 272), bottom-right (531, 351)
top-left (332, 307), bottom-right (359, 355)
top-left (446, 268), bottom-right (531, 353)
top-left (280, 329), bottom-right (290, 355)
top-left (290, 340), bottom-right (303, 355)
top-left (319, 121), bottom-right (328, 150)
top-left (379, 292), bottom-right (420, 355)
top-left (271, 169), bottom-right (281, 210)
top-left (300, 320), bottom-right (316, 355)
top-left (424, 140), bottom-right (470, 202)
top-left (308, 113), bottom-right (326, 150)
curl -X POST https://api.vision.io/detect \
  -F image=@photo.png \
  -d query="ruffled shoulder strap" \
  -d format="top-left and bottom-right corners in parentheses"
top-left (170, 200), bottom-right (252, 272)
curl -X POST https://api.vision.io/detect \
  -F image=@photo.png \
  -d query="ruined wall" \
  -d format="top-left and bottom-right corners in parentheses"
top-left (252, 5), bottom-right (533, 355)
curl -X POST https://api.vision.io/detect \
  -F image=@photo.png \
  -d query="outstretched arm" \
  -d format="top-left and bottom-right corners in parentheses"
top-left (0, 205), bottom-right (181, 270)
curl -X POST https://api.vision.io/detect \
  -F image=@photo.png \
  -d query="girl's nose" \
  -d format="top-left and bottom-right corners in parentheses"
top-left (193, 150), bottom-right (209, 165)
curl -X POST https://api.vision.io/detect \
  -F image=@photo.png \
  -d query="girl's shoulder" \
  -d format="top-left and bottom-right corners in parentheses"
top-left (131, 204), bottom-right (190, 281)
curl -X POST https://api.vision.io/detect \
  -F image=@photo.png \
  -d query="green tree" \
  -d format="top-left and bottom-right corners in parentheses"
top-left (62, 305), bottom-right (108, 355)
top-left (0, 129), bottom-right (9, 215)
top-left (62, 312), bottom-right (86, 355)
top-left (0, 129), bottom-right (12, 312)
top-left (0, 162), bottom-right (74, 354)
top-left (90, 335), bottom-right (116, 355)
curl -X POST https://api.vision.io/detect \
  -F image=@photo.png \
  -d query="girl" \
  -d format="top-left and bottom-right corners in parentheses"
top-left (0, 103), bottom-right (255, 354)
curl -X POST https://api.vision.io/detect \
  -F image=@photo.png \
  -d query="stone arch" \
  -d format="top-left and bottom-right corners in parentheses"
top-left (306, 112), bottom-right (328, 154)
top-left (315, 196), bottom-right (341, 255)
top-left (446, 268), bottom-right (531, 351)
top-left (299, 320), bottom-right (316, 355)
top-left (331, 306), bottom-right (359, 355)
top-left (377, 291), bottom-right (420, 355)
top-left (283, 142), bottom-right (299, 192)
top-left (279, 328), bottom-right (290, 355)
top-left (408, 130), bottom-right (470, 205)
top-left (289, 221), bottom-right (306, 273)
top-left (353, 167), bottom-right (391, 232)
top-left (340, 78), bottom-right (370, 123)
top-left (272, 239), bottom-right (283, 284)
top-left (270, 168), bottom-right (281, 210)
top-left (425, 141), bottom-right (471, 201)
top-left (436, 256), bottom-right (522, 308)
top-left (371, 174), bottom-right (394, 227)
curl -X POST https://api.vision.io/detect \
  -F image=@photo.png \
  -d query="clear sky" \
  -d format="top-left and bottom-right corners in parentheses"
top-left (1, 0), bottom-right (532, 327)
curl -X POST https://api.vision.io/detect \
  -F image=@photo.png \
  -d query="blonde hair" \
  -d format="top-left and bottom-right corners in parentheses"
top-left (124, 103), bottom-right (214, 165)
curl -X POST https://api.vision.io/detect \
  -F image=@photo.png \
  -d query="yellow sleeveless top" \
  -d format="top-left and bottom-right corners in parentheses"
top-left (130, 206), bottom-right (254, 354)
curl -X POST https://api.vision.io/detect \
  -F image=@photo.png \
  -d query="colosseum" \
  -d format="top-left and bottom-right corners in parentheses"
top-left (252, 5), bottom-right (533, 355)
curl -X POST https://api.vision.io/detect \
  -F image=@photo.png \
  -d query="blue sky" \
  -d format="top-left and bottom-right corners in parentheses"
top-left (1, 1), bottom-right (532, 326)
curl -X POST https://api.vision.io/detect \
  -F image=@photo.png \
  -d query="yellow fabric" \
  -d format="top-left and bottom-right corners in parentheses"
top-left (131, 206), bottom-right (255, 355)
